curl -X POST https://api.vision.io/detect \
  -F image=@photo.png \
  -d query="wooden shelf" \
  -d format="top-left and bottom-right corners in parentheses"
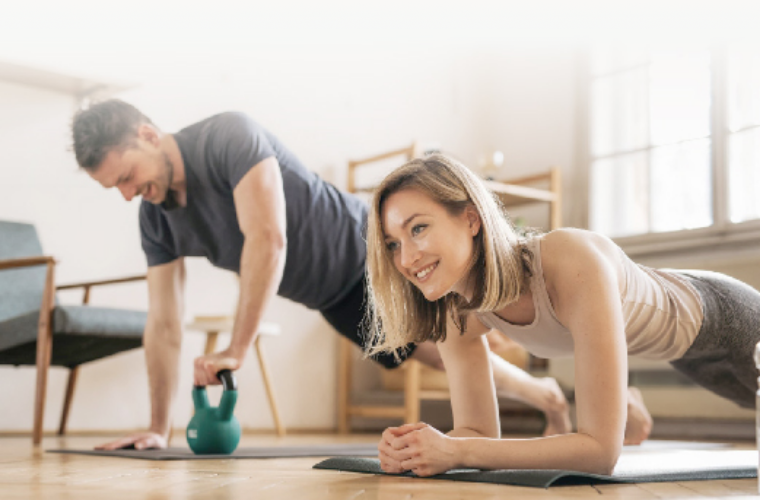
top-left (483, 179), bottom-right (558, 207)
top-left (0, 59), bottom-right (133, 97)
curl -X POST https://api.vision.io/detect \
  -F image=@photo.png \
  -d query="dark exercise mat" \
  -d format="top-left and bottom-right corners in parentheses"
top-left (313, 449), bottom-right (757, 488)
top-left (48, 443), bottom-right (379, 461)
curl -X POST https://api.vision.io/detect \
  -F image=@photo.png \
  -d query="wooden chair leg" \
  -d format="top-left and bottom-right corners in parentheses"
top-left (204, 331), bottom-right (219, 355)
top-left (33, 263), bottom-right (56, 446)
top-left (337, 337), bottom-right (352, 434)
top-left (254, 337), bottom-right (285, 437)
top-left (33, 330), bottom-right (53, 445)
top-left (403, 360), bottom-right (421, 424)
top-left (58, 366), bottom-right (80, 436)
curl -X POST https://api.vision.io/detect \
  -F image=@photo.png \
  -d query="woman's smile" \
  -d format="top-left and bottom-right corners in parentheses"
top-left (413, 261), bottom-right (439, 283)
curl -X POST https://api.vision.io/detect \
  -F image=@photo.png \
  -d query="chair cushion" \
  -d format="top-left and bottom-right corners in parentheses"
top-left (0, 221), bottom-right (47, 324)
top-left (0, 305), bottom-right (146, 367)
top-left (53, 306), bottom-right (146, 337)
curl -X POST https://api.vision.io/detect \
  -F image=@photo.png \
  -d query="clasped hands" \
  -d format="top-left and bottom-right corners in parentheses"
top-left (378, 422), bottom-right (458, 477)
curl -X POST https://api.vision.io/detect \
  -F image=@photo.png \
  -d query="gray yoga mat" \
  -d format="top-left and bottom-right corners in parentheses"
top-left (48, 443), bottom-right (378, 460)
top-left (313, 449), bottom-right (757, 488)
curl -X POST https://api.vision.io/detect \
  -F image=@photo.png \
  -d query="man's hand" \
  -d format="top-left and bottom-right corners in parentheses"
top-left (193, 349), bottom-right (243, 386)
top-left (95, 431), bottom-right (167, 451)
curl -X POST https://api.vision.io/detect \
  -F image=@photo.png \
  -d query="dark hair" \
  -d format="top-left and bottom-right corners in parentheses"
top-left (71, 99), bottom-right (155, 171)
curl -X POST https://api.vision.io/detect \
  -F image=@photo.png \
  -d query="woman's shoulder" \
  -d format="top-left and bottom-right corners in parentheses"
top-left (539, 228), bottom-right (622, 278)
top-left (538, 229), bottom-right (625, 316)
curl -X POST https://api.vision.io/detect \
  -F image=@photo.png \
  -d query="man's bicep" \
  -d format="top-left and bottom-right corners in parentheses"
top-left (146, 258), bottom-right (185, 324)
top-left (232, 156), bottom-right (286, 239)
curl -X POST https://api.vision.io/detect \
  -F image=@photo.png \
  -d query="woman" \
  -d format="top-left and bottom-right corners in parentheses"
top-left (366, 154), bottom-right (759, 477)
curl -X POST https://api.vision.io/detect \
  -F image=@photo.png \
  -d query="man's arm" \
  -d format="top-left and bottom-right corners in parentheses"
top-left (96, 258), bottom-right (185, 450)
top-left (193, 156), bottom-right (287, 386)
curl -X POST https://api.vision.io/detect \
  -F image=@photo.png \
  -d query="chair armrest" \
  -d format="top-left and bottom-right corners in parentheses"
top-left (56, 274), bottom-right (147, 291)
top-left (0, 256), bottom-right (56, 271)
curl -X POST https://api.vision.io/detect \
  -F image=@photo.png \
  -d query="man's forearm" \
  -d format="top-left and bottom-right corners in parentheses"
top-left (228, 236), bottom-right (286, 358)
top-left (144, 319), bottom-right (182, 436)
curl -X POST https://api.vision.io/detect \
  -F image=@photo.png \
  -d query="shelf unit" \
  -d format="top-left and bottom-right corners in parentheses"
top-left (337, 144), bottom-right (564, 432)
top-left (0, 59), bottom-right (133, 100)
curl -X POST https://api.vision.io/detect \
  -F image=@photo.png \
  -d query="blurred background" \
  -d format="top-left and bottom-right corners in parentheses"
top-left (1, 0), bottom-right (758, 438)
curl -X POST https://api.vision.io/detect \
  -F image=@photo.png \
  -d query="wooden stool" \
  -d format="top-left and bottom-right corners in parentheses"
top-left (186, 316), bottom-right (286, 437)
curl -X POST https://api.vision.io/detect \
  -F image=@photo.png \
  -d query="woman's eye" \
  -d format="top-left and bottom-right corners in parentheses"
top-left (386, 241), bottom-right (399, 252)
top-left (411, 224), bottom-right (427, 236)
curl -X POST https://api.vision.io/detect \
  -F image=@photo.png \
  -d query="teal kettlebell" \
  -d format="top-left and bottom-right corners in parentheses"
top-left (186, 369), bottom-right (241, 454)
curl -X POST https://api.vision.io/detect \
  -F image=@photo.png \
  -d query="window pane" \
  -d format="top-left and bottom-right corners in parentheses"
top-left (649, 52), bottom-right (711, 146)
top-left (728, 49), bottom-right (760, 132)
top-left (728, 127), bottom-right (760, 223)
top-left (591, 68), bottom-right (649, 157)
top-left (590, 152), bottom-right (649, 237)
top-left (591, 47), bottom-right (648, 76)
top-left (650, 139), bottom-right (712, 232)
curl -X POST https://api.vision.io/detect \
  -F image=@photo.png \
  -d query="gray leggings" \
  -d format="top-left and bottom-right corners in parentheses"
top-left (670, 270), bottom-right (760, 409)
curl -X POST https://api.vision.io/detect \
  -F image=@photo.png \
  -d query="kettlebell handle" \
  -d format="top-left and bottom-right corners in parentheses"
top-left (194, 369), bottom-right (237, 391)
top-left (217, 369), bottom-right (237, 391)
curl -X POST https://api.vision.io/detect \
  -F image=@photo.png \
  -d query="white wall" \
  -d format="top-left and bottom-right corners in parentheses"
top-left (3, 1), bottom-right (757, 435)
top-left (0, 37), bottom-right (580, 433)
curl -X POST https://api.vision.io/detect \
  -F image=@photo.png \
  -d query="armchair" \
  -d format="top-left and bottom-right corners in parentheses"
top-left (0, 220), bottom-right (147, 445)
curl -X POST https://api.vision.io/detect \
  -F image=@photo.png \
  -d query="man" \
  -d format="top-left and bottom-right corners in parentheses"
top-left (71, 100), bottom-right (646, 450)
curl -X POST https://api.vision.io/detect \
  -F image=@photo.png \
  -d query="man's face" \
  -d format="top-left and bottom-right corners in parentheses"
top-left (88, 131), bottom-right (173, 204)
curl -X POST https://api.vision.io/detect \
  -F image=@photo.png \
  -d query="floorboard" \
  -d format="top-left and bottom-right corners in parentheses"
top-left (0, 433), bottom-right (755, 500)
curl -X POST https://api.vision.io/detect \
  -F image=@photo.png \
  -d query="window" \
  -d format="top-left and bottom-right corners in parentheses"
top-left (587, 47), bottom-right (760, 245)
top-left (727, 49), bottom-right (760, 224)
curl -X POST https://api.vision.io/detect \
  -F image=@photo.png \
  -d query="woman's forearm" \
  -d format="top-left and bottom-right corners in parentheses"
top-left (453, 432), bottom-right (621, 475)
top-left (447, 427), bottom-right (492, 438)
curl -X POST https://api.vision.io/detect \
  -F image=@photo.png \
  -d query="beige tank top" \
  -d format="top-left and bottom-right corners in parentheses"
top-left (474, 236), bottom-right (704, 361)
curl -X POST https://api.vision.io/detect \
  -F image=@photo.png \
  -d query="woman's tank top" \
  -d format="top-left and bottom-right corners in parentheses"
top-left (474, 236), bottom-right (703, 361)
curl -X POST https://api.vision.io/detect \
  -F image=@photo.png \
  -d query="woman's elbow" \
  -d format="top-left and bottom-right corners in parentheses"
top-left (594, 441), bottom-right (622, 476)
top-left (595, 453), bottom-right (620, 476)
top-left (577, 433), bottom-right (621, 475)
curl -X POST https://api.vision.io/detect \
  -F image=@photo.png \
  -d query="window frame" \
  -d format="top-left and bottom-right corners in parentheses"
top-left (581, 47), bottom-right (760, 260)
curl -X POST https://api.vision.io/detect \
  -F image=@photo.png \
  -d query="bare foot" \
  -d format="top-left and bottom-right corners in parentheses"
top-left (624, 387), bottom-right (653, 445)
top-left (536, 378), bottom-right (572, 436)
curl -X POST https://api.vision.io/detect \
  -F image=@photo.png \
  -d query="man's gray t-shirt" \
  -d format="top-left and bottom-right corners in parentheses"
top-left (139, 112), bottom-right (368, 310)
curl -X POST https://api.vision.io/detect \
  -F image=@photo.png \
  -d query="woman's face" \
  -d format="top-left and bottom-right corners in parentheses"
top-left (381, 188), bottom-right (480, 301)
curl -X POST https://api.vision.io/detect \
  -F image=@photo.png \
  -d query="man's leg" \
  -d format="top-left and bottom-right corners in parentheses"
top-left (412, 341), bottom-right (654, 441)
top-left (410, 341), bottom-right (572, 436)
top-left (625, 387), bottom-right (653, 445)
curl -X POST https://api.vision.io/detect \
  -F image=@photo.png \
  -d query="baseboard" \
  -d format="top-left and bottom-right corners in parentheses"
top-left (649, 417), bottom-right (755, 441)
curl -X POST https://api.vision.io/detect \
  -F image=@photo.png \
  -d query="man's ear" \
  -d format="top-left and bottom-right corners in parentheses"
top-left (465, 205), bottom-right (482, 236)
top-left (136, 123), bottom-right (160, 146)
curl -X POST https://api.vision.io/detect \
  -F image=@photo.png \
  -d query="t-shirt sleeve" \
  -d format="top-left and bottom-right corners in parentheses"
top-left (139, 202), bottom-right (179, 267)
top-left (208, 112), bottom-right (277, 189)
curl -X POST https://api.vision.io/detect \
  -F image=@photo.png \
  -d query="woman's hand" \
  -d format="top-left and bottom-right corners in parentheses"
top-left (378, 423), bottom-right (426, 473)
top-left (379, 422), bottom-right (458, 477)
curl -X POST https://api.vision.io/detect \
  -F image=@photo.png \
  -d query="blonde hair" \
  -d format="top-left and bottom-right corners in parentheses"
top-left (365, 153), bottom-right (531, 359)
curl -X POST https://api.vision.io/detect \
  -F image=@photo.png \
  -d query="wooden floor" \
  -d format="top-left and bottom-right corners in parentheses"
top-left (1, 433), bottom-right (757, 500)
